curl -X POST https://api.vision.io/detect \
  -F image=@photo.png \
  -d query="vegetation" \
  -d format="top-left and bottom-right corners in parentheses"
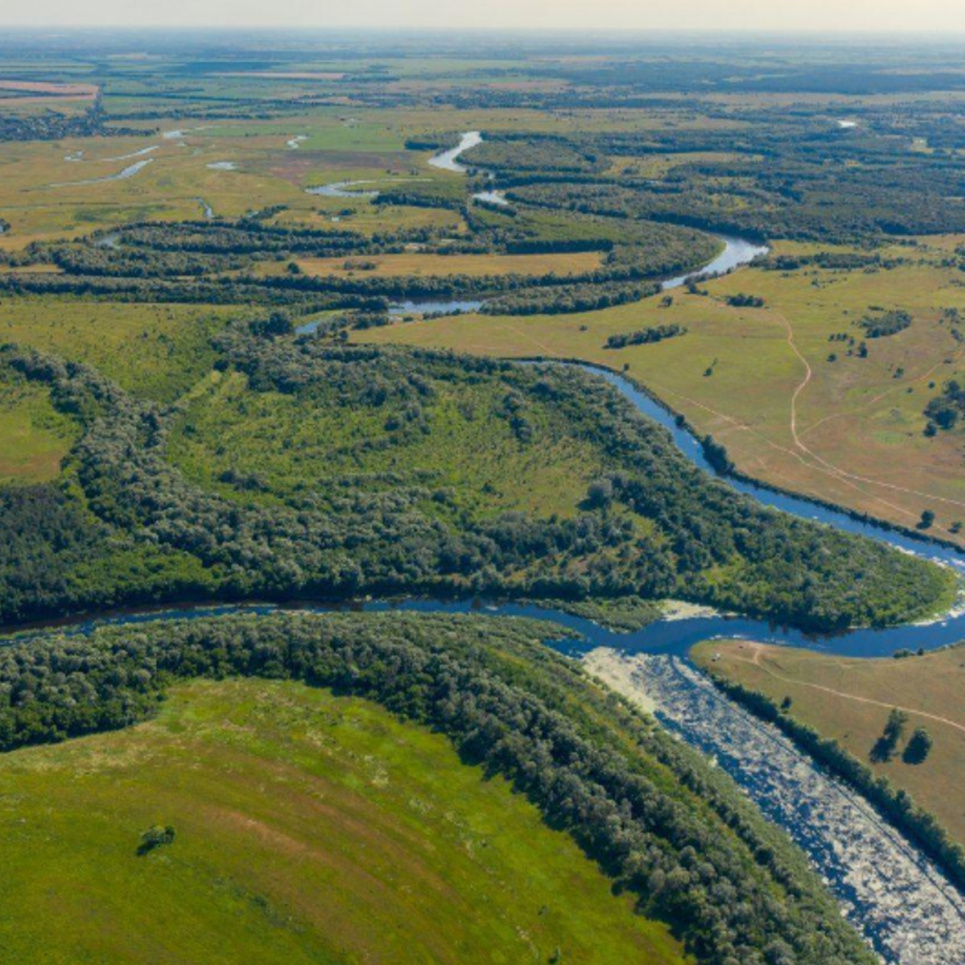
top-left (0, 335), bottom-right (950, 631)
top-left (369, 238), bottom-right (965, 541)
top-left (605, 324), bottom-right (687, 349)
top-left (0, 610), bottom-right (878, 965)
top-left (693, 640), bottom-right (965, 882)
top-left (6, 33), bottom-right (965, 958)
top-left (0, 673), bottom-right (689, 965)
top-left (860, 308), bottom-right (912, 339)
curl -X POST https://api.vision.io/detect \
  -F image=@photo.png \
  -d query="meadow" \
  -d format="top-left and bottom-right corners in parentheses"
top-left (0, 297), bottom-right (252, 401)
top-left (691, 638), bottom-right (965, 849)
top-left (273, 250), bottom-right (604, 279)
top-left (166, 365), bottom-right (603, 521)
top-left (0, 675), bottom-right (688, 965)
top-left (0, 365), bottom-right (77, 482)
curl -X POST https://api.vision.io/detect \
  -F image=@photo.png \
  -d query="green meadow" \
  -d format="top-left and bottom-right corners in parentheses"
top-left (0, 676), bottom-right (689, 965)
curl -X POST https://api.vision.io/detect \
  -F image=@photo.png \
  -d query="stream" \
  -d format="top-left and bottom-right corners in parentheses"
top-left (16, 130), bottom-right (965, 960)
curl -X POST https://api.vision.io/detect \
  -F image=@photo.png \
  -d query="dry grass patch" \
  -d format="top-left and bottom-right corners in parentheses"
top-left (692, 638), bottom-right (965, 848)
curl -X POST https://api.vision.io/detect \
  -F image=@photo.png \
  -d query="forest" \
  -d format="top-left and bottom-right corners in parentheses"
top-left (0, 331), bottom-right (951, 630)
top-left (0, 609), bottom-right (877, 965)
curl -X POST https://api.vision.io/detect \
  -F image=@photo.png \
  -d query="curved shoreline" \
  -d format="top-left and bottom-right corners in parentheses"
top-left (4, 359), bottom-right (963, 653)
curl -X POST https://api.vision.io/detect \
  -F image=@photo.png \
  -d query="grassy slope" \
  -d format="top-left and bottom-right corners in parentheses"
top-left (359, 236), bottom-right (965, 543)
top-left (0, 364), bottom-right (78, 482)
top-left (0, 676), bottom-right (688, 965)
top-left (691, 638), bottom-right (965, 848)
top-left (166, 366), bottom-right (606, 521)
top-left (0, 297), bottom-right (250, 402)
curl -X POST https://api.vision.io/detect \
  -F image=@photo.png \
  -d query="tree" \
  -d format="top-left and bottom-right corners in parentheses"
top-left (871, 708), bottom-right (908, 762)
top-left (586, 478), bottom-right (614, 509)
top-left (918, 510), bottom-right (936, 530)
top-left (903, 727), bottom-right (933, 765)
top-left (138, 825), bottom-right (176, 855)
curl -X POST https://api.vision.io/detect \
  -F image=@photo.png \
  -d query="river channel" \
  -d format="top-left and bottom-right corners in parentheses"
top-left (13, 130), bottom-right (965, 962)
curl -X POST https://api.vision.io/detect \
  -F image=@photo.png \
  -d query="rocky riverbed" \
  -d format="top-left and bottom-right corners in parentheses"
top-left (585, 649), bottom-right (965, 965)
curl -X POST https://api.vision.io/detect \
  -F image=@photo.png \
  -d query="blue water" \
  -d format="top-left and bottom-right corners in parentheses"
top-left (661, 236), bottom-right (769, 291)
top-left (390, 299), bottom-right (484, 316)
top-left (7, 362), bottom-right (964, 657)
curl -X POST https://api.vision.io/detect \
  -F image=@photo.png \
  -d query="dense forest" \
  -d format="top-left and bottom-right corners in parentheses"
top-left (0, 333), bottom-right (950, 629)
top-left (0, 609), bottom-right (878, 965)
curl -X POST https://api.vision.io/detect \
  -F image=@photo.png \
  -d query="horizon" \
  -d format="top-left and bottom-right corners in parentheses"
top-left (3, 1), bottom-right (965, 34)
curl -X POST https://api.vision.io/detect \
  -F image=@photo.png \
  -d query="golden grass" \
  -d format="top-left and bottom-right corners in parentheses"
top-left (278, 250), bottom-right (603, 279)
top-left (691, 639), bottom-right (965, 848)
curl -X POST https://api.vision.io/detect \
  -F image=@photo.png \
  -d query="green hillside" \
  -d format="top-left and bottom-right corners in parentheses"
top-left (0, 676), bottom-right (687, 965)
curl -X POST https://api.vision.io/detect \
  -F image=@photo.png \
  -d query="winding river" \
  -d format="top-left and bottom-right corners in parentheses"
top-left (14, 130), bottom-right (965, 959)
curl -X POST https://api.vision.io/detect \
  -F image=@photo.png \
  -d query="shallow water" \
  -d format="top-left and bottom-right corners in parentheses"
top-left (100, 145), bottom-right (158, 162)
top-left (306, 180), bottom-right (380, 199)
top-left (428, 131), bottom-right (482, 172)
top-left (48, 158), bottom-right (154, 188)
top-left (472, 189), bottom-right (509, 206)
top-left (389, 299), bottom-right (485, 316)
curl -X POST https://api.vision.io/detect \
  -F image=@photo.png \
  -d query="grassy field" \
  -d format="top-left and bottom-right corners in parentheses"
top-left (167, 366), bottom-right (605, 521)
top-left (0, 118), bottom-right (457, 247)
top-left (0, 297), bottom-right (251, 401)
top-left (0, 676), bottom-right (689, 965)
top-left (691, 638), bottom-right (965, 847)
top-left (0, 363), bottom-right (78, 481)
top-left (359, 236), bottom-right (965, 543)
top-left (274, 250), bottom-right (604, 279)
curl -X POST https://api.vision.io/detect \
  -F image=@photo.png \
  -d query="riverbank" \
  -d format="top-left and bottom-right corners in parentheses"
top-left (691, 638), bottom-right (965, 862)
top-left (585, 646), bottom-right (965, 965)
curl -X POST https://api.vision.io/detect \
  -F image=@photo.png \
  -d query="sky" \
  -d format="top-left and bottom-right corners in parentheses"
top-left (2, 0), bottom-right (965, 32)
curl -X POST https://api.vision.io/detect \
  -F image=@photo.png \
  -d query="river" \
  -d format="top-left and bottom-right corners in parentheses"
top-left (428, 130), bottom-right (483, 172)
top-left (48, 158), bottom-right (155, 188)
top-left (16, 129), bottom-right (965, 957)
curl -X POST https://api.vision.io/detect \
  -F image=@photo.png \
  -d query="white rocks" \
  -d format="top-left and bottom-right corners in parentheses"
top-left (587, 650), bottom-right (965, 965)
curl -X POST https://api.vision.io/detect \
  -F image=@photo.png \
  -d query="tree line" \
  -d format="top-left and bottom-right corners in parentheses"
top-left (0, 610), bottom-right (878, 965)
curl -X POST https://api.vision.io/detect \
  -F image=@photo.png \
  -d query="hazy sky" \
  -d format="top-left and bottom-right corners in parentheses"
top-left (3, 0), bottom-right (965, 32)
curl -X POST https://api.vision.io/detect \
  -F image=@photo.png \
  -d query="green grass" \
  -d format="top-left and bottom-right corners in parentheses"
top-left (0, 297), bottom-right (252, 402)
top-left (166, 366), bottom-right (605, 521)
top-left (0, 362), bottom-right (79, 481)
top-left (0, 676), bottom-right (689, 965)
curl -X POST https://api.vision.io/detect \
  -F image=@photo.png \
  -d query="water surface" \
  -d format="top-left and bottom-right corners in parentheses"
top-left (428, 131), bottom-right (482, 172)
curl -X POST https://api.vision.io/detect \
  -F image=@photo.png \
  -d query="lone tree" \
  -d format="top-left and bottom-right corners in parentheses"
top-left (138, 825), bottom-right (176, 856)
top-left (903, 727), bottom-right (934, 765)
top-left (871, 708), bottom-right (908, 762)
